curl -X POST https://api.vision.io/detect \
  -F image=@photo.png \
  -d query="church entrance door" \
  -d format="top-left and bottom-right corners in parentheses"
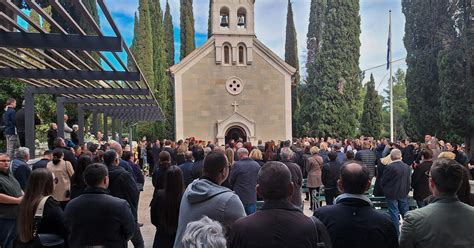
top-left (225, 126), bottom-right (247, 144)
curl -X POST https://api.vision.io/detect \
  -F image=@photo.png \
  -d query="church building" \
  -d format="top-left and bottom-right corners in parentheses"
top-left (170, 0), bottom-right (296, 145)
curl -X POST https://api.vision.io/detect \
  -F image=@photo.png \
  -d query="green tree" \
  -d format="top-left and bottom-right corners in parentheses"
top-left (164, 0), bottom-right (175, 67)
top-left (285, 0), bottom-right (301, 137)
top-left (135, 0), bottom-right (155, 89)
top-left (128, 12), bottom-right (139, 72)
top-left (180, 0), bottom-right (195, 60)
top-left (302, 0), bottom-right (361, 138)
top-left (402, 0), bottom-right (447, 137)
top-left (360, 74), bottom-right (382, 138)
top-left (149, 0), bottom-right (174, 139)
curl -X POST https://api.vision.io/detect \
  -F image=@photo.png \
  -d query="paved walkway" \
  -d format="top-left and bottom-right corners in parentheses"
top-left (134, 177), bottom-right (314, 247)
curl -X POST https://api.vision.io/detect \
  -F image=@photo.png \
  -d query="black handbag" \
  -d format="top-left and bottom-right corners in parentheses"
top-left (33, 196), bottom-right (65, 247)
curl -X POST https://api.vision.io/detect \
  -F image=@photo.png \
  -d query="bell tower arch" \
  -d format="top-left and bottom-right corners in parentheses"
top-left (211, 0), bottom-right (254, 65)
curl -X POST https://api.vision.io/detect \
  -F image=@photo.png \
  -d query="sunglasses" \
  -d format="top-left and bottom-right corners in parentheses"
top-left (0, 160), bottom-right (10, 163)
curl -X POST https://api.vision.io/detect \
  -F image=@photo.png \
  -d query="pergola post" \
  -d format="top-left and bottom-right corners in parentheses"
top-left (103, 113), bottom-right (108, 142)
top-left (129, 123), bottom-right (133, 144)
top-left (111, 117), bottom-right (116, 141)
top-left (56, 97), bottom-right (65, 139)
top-left (118, 120), bottom-right (122, 143)
top-left (92, 110), bottom-right (98, 137)
top-left (77, 104), bottom-right (84, 145)
top-left (24, 87), bottom-right (35, 158)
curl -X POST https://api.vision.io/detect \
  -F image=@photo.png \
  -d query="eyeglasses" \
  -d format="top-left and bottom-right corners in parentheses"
top-left (0, 159), bottom-right (10, 163)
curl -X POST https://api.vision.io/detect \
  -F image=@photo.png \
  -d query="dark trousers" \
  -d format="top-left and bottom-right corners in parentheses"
top-left (18, 131), bottom-right (26, 147)
top-left (131, 223), bottom-right (144, 248)
top-left (324, 188), bottom-right (339, 205)
top-left (0, 218), bottom-right (17, 248)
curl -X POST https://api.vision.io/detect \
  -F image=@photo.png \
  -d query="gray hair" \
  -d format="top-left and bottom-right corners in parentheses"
top-left (236, 147), bottom-right (249, 157)
top-left (185, 151), bottom-right (194, 160)
top-left (203, 147), bottom-right (212, 157)
top-left (390, 149), bottom-right (402, 161)
top-left (182, 216), bottom-right (226, 248)
top-left (15, 147), bottom-right (30, 160)
top-left (280, 147), bottom-right (294, 161)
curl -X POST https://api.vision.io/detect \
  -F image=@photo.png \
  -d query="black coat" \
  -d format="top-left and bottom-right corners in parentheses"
top-left (64, 187), bottom-right (136, 248)
top-left (411, 161), bottom-right (433, 201)
top-left (191, 159), bottom-right (204, 180)
top-left (179, 160), bottom-right (194, 187)
top-left (162, 147), bottom-right (176, 165)
top-left (322, 160), bottom-right (341, 190)
top-left (106, 165), bottom-right (139, 219)
top-left (16, 197), bottom-right (67, 248)
top-left (355, 149), bottom-right (377, 178)
top-left (314, 197), bottom-right (398, 248)
top-left (230, 201), bottom-right (332, 248)
top-left (54, 147), bottom-right (77, 170)
top-left (47, 128), bottom-right (58, 150)
top-left (32, 159), bottom-right (50, 171)
top-left (381, 161), bottom-right (411, 199)
top-left (373, 160), bottom-right (386, 196)
top-left (150, 190), bottom-right (177, 248)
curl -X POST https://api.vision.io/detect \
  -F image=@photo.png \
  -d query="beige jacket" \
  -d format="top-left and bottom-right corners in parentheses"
top-left (47, 160), bottom-right (74, 202)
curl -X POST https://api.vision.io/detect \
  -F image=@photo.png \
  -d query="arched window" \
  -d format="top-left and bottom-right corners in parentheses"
top-left (237, 8), bottom-right (247, 28)
top-left (238, 45), bottom-right (246, 65)
top-left (220, 7), bottom-right (230, 28)
top-left (223, 44), bottom-right (231, 65)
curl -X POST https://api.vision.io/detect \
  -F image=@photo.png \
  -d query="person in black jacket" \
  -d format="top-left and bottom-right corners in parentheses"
top-left (179, 151), bottom-right (195, 187)
top-left (162, 140), bottom-right (176, 165)
top-left (47, 123), bottom-right (58, 151)
top-left (191, 147), bottom-right (205, 180)
top-left (315, 162), bottom-right (398, 248)
top-left (229, 161), bottom-right (332, 248)
top-left (17, 168), bottom-right (67, 247)
top-left (411, 149), bottom-right (433, 208)
top-left (53, 138), bottom-right (77, 169)
top-left (103, 150), bottom-right (143, 248)
top-left (70, 154), bottom-right (93, 199)
top-left (32, 150), bottom-right (52, 170)
top-left (321, 151), bottom-right (341, 205)
top-left (381, 149), bottom-right (411, 236)
top-left (150, 166), bottom-right (185, 248)
top-left (14, 101), bottom-right (40, 147)
top-left (65, 163), bottom-right (136, 247)
top-left (153, 151), bottom-right (171, 197)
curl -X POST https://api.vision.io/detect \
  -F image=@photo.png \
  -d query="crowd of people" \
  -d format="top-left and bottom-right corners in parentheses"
top-left (1, 96), bottom-right (474, 248)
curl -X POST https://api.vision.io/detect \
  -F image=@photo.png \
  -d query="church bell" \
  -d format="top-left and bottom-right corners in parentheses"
top-left (237, 15), bottom-right (245, 26)
top-left (220, 15), bottom-right (229, 27)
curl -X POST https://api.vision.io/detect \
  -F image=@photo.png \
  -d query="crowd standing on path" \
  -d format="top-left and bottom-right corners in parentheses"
top-left (1, 97), bottom-right (474, 248)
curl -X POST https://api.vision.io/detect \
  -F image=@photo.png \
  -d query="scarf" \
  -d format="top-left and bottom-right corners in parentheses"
top-left (335, 193), bottom-right (373, 207)
top-left (0, 170), bottom-right (23, 197)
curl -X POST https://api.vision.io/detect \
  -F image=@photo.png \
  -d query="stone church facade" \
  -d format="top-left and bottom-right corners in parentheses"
top-left (170, 0), bottom-right (295, 145)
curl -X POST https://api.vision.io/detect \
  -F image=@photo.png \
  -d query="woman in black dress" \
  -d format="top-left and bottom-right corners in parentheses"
top-left (150, 165), bottom-right (185, 248)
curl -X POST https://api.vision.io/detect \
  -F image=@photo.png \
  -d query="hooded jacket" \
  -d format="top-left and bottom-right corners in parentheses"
top-left (173, 178), bottom-right (246, 248)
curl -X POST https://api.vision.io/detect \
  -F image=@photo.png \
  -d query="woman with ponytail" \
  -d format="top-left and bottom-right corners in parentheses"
top-left (46, 149), bottom-right (74, 209)
top-left (17, 168), bottom-right (66, 247)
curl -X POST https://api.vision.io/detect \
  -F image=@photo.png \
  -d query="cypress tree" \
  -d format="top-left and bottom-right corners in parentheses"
top-left (164, 0), bottom-right (175, 67)
top-left (208, 0), bottom-right (213, 38)
top-left (180, 0), bottom-right (195, 60)
top-left (360, 74), bottom-right (383, 138)
top-left (128, 12), bottom-right (139, 72)
top-left (284, 0), bottom-right (301, 137)
top-left (402, 0), bottom-right (445, 137)
top-left (303, 0), bottom-right (361, 138)
top-left (135, 0), bottom-right (155, 89)
top-left (149, 0), bottom-right (174, 138)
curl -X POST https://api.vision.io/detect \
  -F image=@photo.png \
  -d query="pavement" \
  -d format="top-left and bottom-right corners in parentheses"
top-left (133, 177), bottom-right (314, 247)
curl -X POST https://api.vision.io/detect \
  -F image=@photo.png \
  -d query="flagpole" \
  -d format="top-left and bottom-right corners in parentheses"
top-left (389, 10), bottom-right (394, 142)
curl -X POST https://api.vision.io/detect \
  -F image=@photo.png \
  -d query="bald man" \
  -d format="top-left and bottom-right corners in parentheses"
top-left (315, 162), bottom-right (398, 248)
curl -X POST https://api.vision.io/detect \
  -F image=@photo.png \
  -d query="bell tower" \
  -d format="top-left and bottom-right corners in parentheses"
top-left (211, 0), bottom-right (255, 65)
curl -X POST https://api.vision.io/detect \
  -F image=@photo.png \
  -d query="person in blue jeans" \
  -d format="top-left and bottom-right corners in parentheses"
top-left (381, 149), bottom-right (411, 235)
top-left (229, 148), bottom-right (261, 215)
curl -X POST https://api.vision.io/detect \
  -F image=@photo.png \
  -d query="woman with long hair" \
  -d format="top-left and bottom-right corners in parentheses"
top-left (17, 168), bottom-right (66, 247)
top-left (150, 166), bottom-right (185, 248)
top-left (152, 151), bottom-right (172, 193)
top-left (263, 142), bottom-right (276, 162)
top-left (225, 148), bottom-right (235, 167)
top-left (46, 149), bottom-right (74, 209)
top-left (70, 154), bottom-right (93, 199)
top-left (176, 143), bottom-right (188, 166)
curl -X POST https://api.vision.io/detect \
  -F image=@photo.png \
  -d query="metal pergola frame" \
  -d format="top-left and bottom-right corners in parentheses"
top-left (0, 0), bottom-right (163, 157)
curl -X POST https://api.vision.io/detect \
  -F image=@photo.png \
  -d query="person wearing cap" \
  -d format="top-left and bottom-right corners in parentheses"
top-left (381, 149), bottom-right (411, 236)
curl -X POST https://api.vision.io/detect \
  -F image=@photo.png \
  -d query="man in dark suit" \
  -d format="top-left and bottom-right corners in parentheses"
top-left (179, 151), bottom-right (194, 187)
top-left (64, 163), bottom-right (136, 247)
top-left (191, 147), bottom-right (205, 180)
top-left (280, 147), bottom-right (303, 209)
top-left (355, 140), bottom-right (377, 180)
top-left (14, 100), bottom-right (40, 147)
top-left (162, 140), bottom-right (176, 165)
top-left (229, 148), bottom-right (261, 215)
top-left (381, 149), bottom-right (411, 235)
top-left (410, 149), bottom-right (433, 208)
top-left (53, 137), bottom-right (77, 169)
top-left (229, 161), bottom-right (332, 248)
top-left (315, 162), bottom-right (398, 248)
top-left (400, 158), bottom-right (474, 248)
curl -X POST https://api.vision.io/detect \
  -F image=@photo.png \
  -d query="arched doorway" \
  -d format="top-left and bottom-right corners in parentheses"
top-left (225, 126), bottom-right (247, 144)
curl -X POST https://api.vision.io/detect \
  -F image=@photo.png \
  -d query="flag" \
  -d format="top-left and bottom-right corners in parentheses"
top-left (387, 11), bottom-right (391, 70)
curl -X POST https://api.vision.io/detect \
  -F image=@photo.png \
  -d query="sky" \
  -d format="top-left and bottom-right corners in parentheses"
top-left (101, 0), bottom-right (408, 94)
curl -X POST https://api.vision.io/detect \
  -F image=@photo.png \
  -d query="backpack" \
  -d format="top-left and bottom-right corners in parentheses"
top-left (310, 216), bottom-right (332, 248)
